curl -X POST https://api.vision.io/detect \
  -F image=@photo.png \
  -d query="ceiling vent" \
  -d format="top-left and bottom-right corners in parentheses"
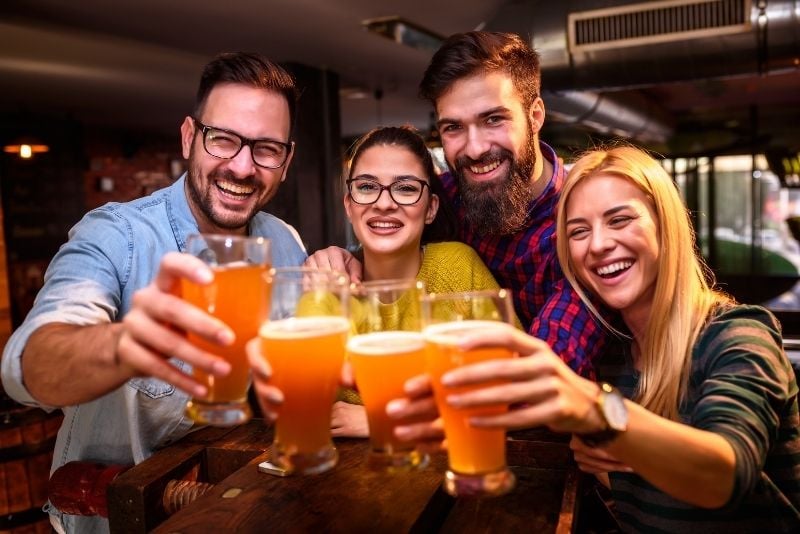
top-left (568, 0), bottom-right (752, 53)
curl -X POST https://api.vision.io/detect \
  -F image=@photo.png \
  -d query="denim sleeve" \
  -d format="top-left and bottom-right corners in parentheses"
top-left (0, 207), bottom-right (132, 407)
top-left (256, 213), bottom-right (308, 267)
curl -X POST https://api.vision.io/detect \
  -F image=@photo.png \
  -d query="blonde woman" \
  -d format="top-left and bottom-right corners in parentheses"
top-left (390, 146), bottom-right (799, 531)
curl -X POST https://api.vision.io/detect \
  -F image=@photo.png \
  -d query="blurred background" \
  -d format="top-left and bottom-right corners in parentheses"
top-left (1, 0), bottom-right (799, 331)
top-left (2, 4), bottom-right (799, 532)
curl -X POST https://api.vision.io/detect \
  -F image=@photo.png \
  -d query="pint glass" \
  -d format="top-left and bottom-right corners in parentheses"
top-left (422, 289), bottom-right (517, 497)
top-left (347, 279), bottom-right (428, 470)
top-left (183, 234), bottom-right (271, 426)
top-left (259, 267), bottom-right (349, 475)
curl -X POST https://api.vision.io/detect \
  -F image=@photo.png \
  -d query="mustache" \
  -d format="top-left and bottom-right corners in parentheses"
top-left (454, 148), bottom-right (513, 171)
top-left (207, 167), bottom-right (257, 187)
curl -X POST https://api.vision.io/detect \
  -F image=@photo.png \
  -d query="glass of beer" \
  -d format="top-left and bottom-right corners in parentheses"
top-left (347, 279), bottom-right (428, 471)
top-left (259, 267), bottom-right (349, 475)
top-left (183, 234), bottom-right (271, 426)
top-left (422, 289), bottom-right (517, 497)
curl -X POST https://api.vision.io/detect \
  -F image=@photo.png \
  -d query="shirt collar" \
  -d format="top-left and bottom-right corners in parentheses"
top-left (167, 173), bottom-right (202, 251)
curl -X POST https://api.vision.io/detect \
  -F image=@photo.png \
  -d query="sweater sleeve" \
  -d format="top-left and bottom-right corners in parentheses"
top-left (689, 305), bottom-right (797, 508)
top-left (419, 242), bottom-right (499, 293)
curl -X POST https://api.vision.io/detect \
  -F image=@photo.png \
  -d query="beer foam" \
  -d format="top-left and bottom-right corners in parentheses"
top-left (423, 320), bottom-right (514, 345)
top-left (347, 331), bottom-right (424, 355)
top-left (216, 260), bottom-right (256, 269)
top-left (259, 316), bottom-right (350, 339)
top-left (209, 260), bottom-right (269, 273)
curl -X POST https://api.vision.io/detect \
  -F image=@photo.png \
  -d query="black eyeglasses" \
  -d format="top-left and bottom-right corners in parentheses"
top-left (193, 118), bottom-right (294, 169)
top-left (346, 177), bottom-right (429, 205)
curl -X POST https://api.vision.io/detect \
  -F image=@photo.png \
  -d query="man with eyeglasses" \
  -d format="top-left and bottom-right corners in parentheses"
top-left (1, 52), bottom-right (306, 533)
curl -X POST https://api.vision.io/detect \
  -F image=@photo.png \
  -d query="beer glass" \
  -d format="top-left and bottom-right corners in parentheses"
top-left (183, 234), bottom-right (271, 426)
top-left (259, 267), bottom-right (349, 475)
top-left (347, 279), bottom-right (428, 471)
top-left (422, 289), bottom-right (517, 497)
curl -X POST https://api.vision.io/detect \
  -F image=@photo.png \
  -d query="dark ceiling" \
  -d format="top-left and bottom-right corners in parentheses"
top-left (1, 0), bottom-right (504, 138)
top-left (1, 0), bottom-right (799, 157)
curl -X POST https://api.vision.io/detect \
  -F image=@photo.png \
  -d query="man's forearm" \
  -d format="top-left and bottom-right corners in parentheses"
top-left (22, 322), bottom-right (131, 406)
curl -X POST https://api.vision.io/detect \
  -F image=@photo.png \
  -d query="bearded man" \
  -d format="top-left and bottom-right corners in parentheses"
top-left (421, 31), bottom-right (607, 374)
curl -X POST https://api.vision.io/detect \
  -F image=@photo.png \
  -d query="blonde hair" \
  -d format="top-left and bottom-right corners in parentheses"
top-left (556, 145), bottom-right (731, 420)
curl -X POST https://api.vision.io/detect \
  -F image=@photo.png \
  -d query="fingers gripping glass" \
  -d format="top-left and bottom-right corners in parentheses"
top-left (193, 118), bottom-right (294, 169)
top-left (346, 178), bottom-right (429, 205)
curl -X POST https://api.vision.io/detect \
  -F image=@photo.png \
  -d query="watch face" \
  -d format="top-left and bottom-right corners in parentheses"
top-left (604, 392), bottom-right (628, 431)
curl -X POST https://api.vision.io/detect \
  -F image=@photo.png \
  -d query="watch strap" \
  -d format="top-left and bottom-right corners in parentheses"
top-left (576, 383), bottom-right (624, 447)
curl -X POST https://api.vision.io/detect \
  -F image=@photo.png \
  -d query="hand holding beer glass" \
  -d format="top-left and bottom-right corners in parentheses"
top-left (183, 234), bottom-right (271, 426)
top-left (258, 267), bottom-right (349, 475)
top-left (422, 289), bottom-right (517, 497)
top-left (347, 279), bottom-right (429, 471)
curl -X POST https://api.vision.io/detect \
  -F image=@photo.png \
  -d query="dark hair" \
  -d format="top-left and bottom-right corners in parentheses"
top-left (194, 52), bottom-right (298, 136)
top-left (347, 126), bottom-right (457, 244)
top-left (419, 31), bottom-right (541, 111)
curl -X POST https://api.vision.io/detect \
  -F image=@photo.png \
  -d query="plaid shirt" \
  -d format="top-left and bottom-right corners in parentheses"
top-left (439, 142), bottom-right (606, 376)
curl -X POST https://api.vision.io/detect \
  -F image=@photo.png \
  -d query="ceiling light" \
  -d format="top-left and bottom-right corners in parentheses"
top-left (362, 16), bottom-right (443, 53)
top-left (4, 141), bottom-right (49, 159)
top-left (339, 87), bottom-right (371, 100)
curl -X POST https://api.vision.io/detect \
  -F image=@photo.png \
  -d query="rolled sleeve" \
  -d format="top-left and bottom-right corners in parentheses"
top-left (1, 208), bottom-right (131, 408)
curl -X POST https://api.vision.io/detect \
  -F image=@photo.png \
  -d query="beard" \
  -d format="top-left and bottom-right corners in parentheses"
top-left (451, 129), bottom-right (537, 236)
top-left (186, 145), bottom-right (260, 231)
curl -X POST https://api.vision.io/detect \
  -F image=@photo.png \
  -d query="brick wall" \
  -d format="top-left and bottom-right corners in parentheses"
top-left (83, 135), bottom-right (184, 209)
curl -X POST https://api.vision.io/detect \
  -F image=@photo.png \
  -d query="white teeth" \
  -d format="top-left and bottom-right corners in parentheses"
top-left (596, 261), bottom-right (632, 276)
top-left (216, 181), bottom-right (254, 195)
top-left (369, 221), bottom-right (400, 229)
top-left (469, 160), bottom-right (501, 174)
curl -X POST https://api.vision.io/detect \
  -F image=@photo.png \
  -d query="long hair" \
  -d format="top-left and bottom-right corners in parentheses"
top-left (194, 52), bottom-right (298, 136)
top-left (555, 146), bottom-right (731, 420)
top-left (419, 31), bottom-right (540, 111)
top-left (346, 126), bottom-right (456, 244)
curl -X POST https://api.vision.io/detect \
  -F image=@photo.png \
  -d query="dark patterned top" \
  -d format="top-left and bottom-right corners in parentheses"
top-left (603, 304), bottom-right (800, 532)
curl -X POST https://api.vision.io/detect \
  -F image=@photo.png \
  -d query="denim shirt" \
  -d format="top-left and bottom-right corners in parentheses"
top-left (0, 175), bottom-right (306, 533)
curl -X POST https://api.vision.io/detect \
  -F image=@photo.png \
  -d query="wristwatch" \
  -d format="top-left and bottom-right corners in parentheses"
top-left (577, 382), bottom-right (628, 447)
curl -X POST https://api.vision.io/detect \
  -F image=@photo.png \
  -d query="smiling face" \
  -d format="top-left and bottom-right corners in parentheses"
top-left (344, 144), bottom-right (438, 260)
top-left (435, 71), bottom-right (543, 234)
top-left (181, 82), bottom-right (294, 234)
top-left (564, 173), bottom-right (660, 328)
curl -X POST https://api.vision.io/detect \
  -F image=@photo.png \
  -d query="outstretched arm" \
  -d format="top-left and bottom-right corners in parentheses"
top-left (444, 328), bottom-right (736, 509)
top-left (21, 252), bottom-right (234, 406)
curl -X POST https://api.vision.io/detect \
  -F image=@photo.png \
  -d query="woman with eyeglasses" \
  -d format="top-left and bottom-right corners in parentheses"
top-left (322, 125), bottom-right (505, 437)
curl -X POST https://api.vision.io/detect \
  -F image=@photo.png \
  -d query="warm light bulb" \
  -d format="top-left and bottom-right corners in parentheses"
top-left (20, 144), bottom-right (32, 159)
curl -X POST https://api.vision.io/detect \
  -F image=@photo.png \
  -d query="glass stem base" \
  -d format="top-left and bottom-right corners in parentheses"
top-left (185, 400), bottom-right (251, 427)
top-left (272, 442), bottom-right (338, 475)
top-left (367, 449), bottom-right (429, 472)
top-left (443, 467), bottom-right (515, 498)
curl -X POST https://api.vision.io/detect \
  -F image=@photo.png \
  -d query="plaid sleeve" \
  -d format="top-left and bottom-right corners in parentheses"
top-left (529, 277), bottom-right (607, 378)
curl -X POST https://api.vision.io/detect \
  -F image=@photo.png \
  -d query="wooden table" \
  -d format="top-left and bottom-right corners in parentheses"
top-left (108, 420), bottom-right (582, 533)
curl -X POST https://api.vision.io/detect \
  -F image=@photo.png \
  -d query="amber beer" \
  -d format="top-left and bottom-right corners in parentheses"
top-left (182, 263), bottom-right (269, 402)
top-left (424, 320), bottom-right (516, 484)
top-left (183, 234), bottom-right (270, 427)
top-left (260, 315), bottom-right (349, 473)
top-left (348, 331), bottom-right (426, 460)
